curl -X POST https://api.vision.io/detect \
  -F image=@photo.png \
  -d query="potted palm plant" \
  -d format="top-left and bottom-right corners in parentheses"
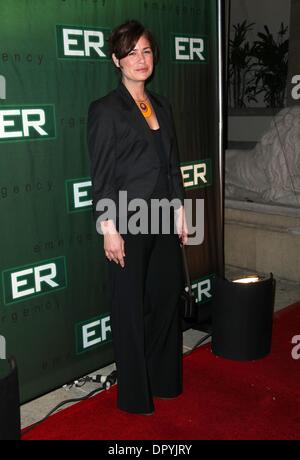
top-left (252, 23), bottom-right (289, 107)
top-left (228, 20), bottom-right (257, 108)
top-left (228, 21), bottom-right (289, 108)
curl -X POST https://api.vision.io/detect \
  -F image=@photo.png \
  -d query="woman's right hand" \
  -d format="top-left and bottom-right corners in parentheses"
top-left (100, 220), bottom-right (125, 267)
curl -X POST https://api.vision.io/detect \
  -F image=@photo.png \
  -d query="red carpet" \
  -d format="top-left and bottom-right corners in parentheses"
top-left (23, 302), bottom-right (300, 440)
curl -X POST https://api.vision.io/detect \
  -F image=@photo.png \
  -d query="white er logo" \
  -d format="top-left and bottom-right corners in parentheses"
top-left (73, 181), bottom-right (92, 208)
top-left (82, 317), bottom-right (111, 349)
top-left (181, 163), bottom-right (207, 187)
top-left (0, 109), bottom-right (48, 138)
top-left (175, 37), bottom-right (205, 61)
top-left (11, 263), bottom-right (59, 300)
top-left (63, 29), bottom-right (106, 57)
top-left (0, 75), bottom-right (6, 100)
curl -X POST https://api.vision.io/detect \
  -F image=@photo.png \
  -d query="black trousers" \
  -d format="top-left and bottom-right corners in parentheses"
top-left (106, 209), bottom-right (184, 414)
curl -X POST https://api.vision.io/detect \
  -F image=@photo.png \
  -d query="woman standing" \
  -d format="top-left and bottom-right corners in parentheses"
top-left (88, 20), bottom-right (188, 415)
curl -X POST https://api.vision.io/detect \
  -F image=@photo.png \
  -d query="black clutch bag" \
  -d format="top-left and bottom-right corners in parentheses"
top-left (180, 245), bottom-right (197, 321)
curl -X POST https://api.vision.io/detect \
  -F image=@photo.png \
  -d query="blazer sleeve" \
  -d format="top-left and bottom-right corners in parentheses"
top-left (168, 102), bottom-right (186, 206)
top-left (87, 100), bottom-right (118, 223)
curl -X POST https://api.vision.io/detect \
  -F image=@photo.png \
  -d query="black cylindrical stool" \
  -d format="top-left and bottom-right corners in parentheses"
top-left (0, 357), bottom-right (21, 440)
top-left (211, 275), bottom-right (275, 360)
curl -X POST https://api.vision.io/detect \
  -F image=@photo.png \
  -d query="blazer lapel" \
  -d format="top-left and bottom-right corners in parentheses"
top-left (116, 81), bottom-right (155, 151)
top-left (116, 81), bottom-right (172, 163)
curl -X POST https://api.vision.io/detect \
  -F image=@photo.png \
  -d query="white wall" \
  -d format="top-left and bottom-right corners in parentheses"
top-left (228, 114), bottom-right (273, 142)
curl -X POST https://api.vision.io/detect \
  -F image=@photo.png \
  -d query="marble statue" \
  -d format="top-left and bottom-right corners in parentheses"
top-left (225, 106), bottom-right (300, 206)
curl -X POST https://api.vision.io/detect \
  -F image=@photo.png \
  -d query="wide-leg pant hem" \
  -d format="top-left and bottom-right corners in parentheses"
top-left (107, 229), bottom-right (184, 414)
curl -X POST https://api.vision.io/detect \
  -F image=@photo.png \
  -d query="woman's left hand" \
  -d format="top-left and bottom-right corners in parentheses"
top-left (175, 205), bottom-right (188, 245)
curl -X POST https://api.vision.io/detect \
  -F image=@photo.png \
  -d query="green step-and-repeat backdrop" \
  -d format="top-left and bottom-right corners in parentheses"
top-left (0, 0), bottom-right (223, 403)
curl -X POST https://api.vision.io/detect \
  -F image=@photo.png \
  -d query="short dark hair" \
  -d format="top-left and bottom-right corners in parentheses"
top-left (108, 19), bottom-right (159, 65)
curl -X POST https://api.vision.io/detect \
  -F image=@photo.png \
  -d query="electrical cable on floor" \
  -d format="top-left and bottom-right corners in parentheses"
top-left (23, 333), bottom-right (210, 436)
top-left (22, 370), bottom-right (117, 436)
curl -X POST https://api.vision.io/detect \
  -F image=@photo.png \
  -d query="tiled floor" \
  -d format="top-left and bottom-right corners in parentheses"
top-left (21, 267), bottom-right (300, 430)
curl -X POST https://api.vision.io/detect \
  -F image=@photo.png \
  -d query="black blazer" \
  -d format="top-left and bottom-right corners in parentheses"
top-left (87, 81), bottom-right (185, 222)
